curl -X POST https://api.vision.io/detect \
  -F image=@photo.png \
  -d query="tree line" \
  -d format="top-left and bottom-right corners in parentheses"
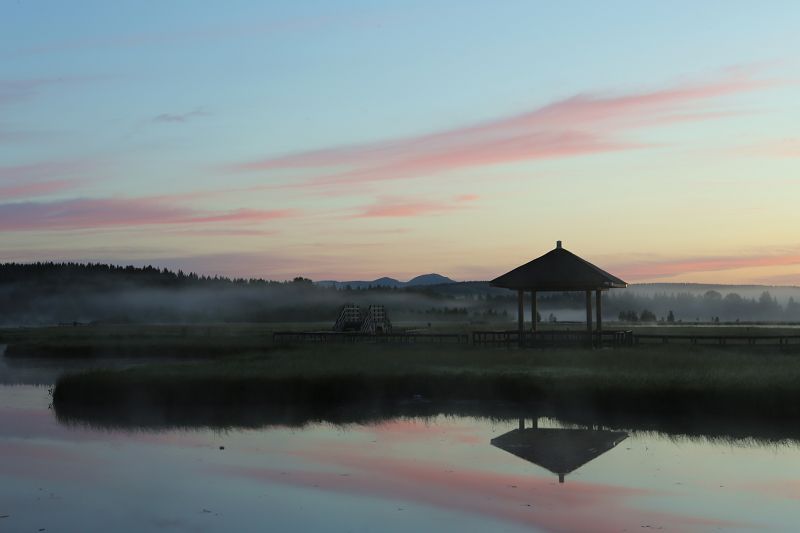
top-left (1, 263), bottom-right (798, 324)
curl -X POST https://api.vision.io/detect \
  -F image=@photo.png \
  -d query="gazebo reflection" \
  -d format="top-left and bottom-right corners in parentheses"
top-left (491, 419), bottom-right (628, 483)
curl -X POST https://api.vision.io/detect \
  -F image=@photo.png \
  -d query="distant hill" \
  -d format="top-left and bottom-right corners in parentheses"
top-left (407, 273), bottom-right (454, 286)
top-left (317, 273), bottom-right (455, 289)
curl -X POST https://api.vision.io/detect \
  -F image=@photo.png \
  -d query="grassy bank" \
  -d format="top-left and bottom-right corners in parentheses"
top-left (53, 344), bottom-right (800, 435)
top-left (6, 322), bottom-right (800, 358)
top-left (1, 324), bottom-right (281, 358)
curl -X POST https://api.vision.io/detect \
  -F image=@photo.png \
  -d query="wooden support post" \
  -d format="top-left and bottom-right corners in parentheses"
top-left (517, 289), bottom-right (525, 347)
top-left (519, 418), bottom-right (524, 430)
top-left (596, 290), bottom-right (602, 346)
top-left (586, 290), bottom-right (593, 347)
top-left (530, 290), bottom-right (537, 332)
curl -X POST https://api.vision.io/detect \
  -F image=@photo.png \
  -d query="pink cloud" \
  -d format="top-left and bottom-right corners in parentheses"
top-left (0, 197), bottom-right (297, 231)
top-left (166, 228), bottom-right (278, 237)
top-left (230, 70), bottom-right (775, 188)
top-left (0, 160), bottom-right (97, 182)
top-left (353, 194), bottom-right (478, 218)
top-left (741, 138), bottom-right (800, 158)
top-left (455, 194), bottom-right (480, 202)
top-left (0, 179), bottom-right (79, 199)
top-left (0, 160), bottom-right (98, 199)
top-left (611, 251), bottom-right (800, 281)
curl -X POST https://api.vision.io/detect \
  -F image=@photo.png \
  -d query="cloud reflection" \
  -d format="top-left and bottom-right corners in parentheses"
top-left (214, 420), bottom-right (757, 532)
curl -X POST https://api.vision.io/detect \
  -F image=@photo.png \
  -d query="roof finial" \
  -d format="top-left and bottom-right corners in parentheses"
top-left (556, 240), bottom-right (562, 249)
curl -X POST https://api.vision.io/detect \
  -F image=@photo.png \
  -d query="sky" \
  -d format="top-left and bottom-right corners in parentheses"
top-left (2, 1), bottom-right (800, 284)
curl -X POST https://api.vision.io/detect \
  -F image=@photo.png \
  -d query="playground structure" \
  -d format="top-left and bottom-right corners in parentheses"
top-left (274, 303), bottom-right (472, 344)
top-left (333, 304), bottom-right (392, 334)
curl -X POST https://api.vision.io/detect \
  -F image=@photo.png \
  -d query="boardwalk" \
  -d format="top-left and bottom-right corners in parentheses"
top-left (274, 329), bottom-right (800, 348)
top-left (634, 333), bottom-right (800, 346)
top-left (273, 331), bottom-right (469, 345)
top-left (472, 330), bottom-right (633, 347)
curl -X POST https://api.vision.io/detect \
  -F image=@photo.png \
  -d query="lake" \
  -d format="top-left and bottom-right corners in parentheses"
top-left (1, 360), bottom-right (800, 532)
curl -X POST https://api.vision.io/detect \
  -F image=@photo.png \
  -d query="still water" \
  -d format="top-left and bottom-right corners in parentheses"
top-left (2, 364), bottom-right (800, 532)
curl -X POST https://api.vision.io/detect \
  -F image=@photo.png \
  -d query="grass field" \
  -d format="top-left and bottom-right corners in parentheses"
top-left (0, 323), bottom-right (300, 358)
top-left (4, 322), bottom-right (800, 358)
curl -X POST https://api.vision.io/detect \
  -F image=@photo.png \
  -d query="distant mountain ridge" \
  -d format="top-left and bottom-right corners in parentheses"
top-left (317, 273), bottom-right (455, 289)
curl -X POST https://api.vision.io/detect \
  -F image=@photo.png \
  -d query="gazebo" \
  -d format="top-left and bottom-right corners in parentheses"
top-left (491, 241), bottom-right (627, 347)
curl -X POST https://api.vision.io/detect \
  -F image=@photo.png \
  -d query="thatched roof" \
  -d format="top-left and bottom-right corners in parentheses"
top-left (491, 428), bottom-right (628, 481)
top-left (491, 241), bottom-right (627, 291)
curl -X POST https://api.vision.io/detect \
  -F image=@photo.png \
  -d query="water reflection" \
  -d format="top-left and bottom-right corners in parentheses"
top-left (4, 385), bottom-right (800, 531)
top-left (491, 419), bottom-right (628, 483)
top-left (52, 393), bottom-right (800, 447)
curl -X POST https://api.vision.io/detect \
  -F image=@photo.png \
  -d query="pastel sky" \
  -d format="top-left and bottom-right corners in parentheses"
top-left (2, 1), bottom-right (800, 283)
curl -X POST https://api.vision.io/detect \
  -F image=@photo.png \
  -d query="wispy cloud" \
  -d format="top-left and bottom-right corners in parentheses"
top-left (0, 128), bottom-right (52, 144)
top-left (749, 272), bottom-right (800, 286)
top-left (0, 77), bottom-right (103, 107)
top-left (352, 194), bottom-right (478, 218)
top-left (740, 138), bottom-right (800, 158)
top-left (0, 160), bottom-right (97, 182)
top-left (0, 79), bottom-right (59, 106)
top-left (231, 70), bottom-right (775, 188)
top-left (153, 109), bottom-right (210, 123)
top-left (165, 228), bottom-right (278, 237)
top-left (611, 250), bottom-right (800, 281)
top-left (0, 179), bottom-right (80, 200)
top-left (0, 197), bottom-right (297, 231)
top-left (0, 160), bottom-right (98, 199)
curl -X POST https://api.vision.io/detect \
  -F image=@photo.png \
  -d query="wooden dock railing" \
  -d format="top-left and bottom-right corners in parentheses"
top-left (633, 334), bottom-right (800, 346)
top-left (273, 331), bottom-right (470, 345)
top-left (274, 330), bottom-right (800, 348)
top-left (472, 330), bottom-right (634, 348)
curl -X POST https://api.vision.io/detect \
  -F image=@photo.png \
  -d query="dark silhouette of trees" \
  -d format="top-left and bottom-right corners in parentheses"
top-left (639, 309), bottom-right (657, 322)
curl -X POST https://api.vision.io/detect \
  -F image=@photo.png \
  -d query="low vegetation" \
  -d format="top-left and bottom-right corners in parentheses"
top-left (52, 343), bottom-right (800, 434)
top-left (5, 322), bottom-right (800, 359)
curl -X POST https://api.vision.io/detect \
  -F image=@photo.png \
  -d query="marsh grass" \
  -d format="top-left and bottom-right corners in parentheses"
top-left (1, 324), bottom-right (279, 358)
top-left (52, 343), bottom-right (800, 435)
